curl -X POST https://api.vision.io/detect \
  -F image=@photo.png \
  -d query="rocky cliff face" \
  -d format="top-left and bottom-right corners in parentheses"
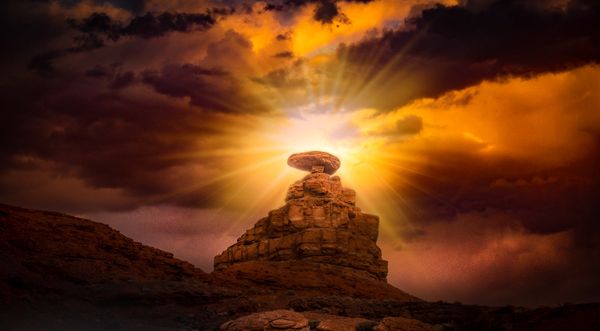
top-left (214, 151), bottom-right (388, 280)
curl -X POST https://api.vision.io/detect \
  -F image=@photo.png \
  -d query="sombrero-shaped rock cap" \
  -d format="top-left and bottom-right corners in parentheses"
top-left (287, 151), bottom-right (340, 175)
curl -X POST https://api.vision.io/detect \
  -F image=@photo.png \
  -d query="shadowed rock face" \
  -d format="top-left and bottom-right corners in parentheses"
top-left (287, 151), bottom-right (341, 175)
top-left (214, 152), bottom-right (388, 280)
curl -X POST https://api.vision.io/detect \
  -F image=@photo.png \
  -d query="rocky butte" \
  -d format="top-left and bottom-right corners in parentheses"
top-left (2, 159), bottom-right (600, 329)
top-left (214, 151), bottom-right (388, 280)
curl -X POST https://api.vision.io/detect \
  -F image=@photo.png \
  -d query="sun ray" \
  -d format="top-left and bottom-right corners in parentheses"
top-left (141, 153), bottom-right (286, 206)
top-left (219, 167), bottom-right (295, 236)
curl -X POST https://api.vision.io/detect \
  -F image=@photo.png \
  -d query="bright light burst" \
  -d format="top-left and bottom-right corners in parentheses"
top-left (263, 112), bottom-right (359, 163)
top-left (220, 109), bottom-right (428, 243)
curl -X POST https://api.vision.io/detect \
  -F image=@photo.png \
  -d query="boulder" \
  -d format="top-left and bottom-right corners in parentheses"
top-left (288, 151), bottom-right (341, 175)
top-left (373, 316), bottom-right (435, 331)
top-left (220, 310), bottom-right (309, 331)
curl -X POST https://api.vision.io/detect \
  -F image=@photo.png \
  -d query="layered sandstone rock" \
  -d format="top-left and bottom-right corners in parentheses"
top-left (214, 151), bottom-right (388, 280)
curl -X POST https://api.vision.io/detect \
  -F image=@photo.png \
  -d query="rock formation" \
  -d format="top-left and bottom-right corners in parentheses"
top-left (220, 310), bottom-right (310, 331)
top-left (287, 151), bottom-right (340, 174)
top-left (214, 151), bottom-right (388, 280)
top-left (373, 316), bottom-right (434, 331)
top-left (3, 203), bottom-right (600, 330)
top-left (219, 310), bottom-right (436, 331)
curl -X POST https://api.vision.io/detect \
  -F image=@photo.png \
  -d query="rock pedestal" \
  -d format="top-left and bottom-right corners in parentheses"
top-left (214, 151), bottom-right (388, 280)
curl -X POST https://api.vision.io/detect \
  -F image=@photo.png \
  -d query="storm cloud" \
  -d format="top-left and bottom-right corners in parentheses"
top-left (29, 9), bottom-right (223, 73)
top-left (265, 0), bottom-right (373, 24)
top-left (337, 0), bottom-right (600, 110)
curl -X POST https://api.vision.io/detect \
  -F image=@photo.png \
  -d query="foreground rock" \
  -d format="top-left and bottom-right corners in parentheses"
top-left (373, 316), bottom-right (434, 331)
top-left (220, 310), bottom-right (309, 330)
top-left (214, 151), bottom-right (388, 280)
top-left (220, 310), bottom-right (377, 331)
top-left (220, 310), bottom-right (434, 331)
top-left (302, 312), bottom-right (376, 331)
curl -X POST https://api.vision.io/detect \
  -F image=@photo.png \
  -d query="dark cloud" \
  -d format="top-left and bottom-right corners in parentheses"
top-left (386, 210), bottom-right (600, 306)
top-left (84, 65), bottom-right (110, 78)
top-left (275, 32), bottom-right (291, 41)
top-left (252, 64), bottom-right (307, 90)
top-left (313, 0), bottom-right (340, 24)
top-left (28, 34), bottom-right (105, 74)
top-left (372, 65), bottom-right (600, 305)
top-left (109, 70), bottom-right (135, 89)
top-left (109, 0), bottom-right (146, 13)
top-left (393, 130), bottom-right (600, 303)
top-left (265, 0), bottom-right (373, 24)
top-left (336, 0), bottom-right (600, 110)
top-left (28, 10), bottom-right (220, 74)
top-left (142, 63), bottom-right (268, 113)
top-left (55, 0), bottom-right (147, 13)
top-left (0, 1), bottom-right (272, 214)
top-left (0, 1), bottom-right (69, 65)
top-left (388, 142), bottom-right (600, 305)
top-left (395, 115), bottom-right (423, 135)
top-left (0, 69), bottom-right (253, 212)
top-left (273, 51), bottom-right (294, 58)
top-left (400, 147), bottom-right (600, 235)
top-left (372, 94), bottom-right (600, 304)
top-left (84, 64), bottom-right (136, 89)
top-left (68, 11), bottom-right (216, 40)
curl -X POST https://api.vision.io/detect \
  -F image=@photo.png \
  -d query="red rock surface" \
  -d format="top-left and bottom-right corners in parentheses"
top-left (215, 261), bottom-right (416, 301)
top-left (373, 316), bottom-right (434, 331)
top-left (220, 309), bottom-right (309, 330)
top-left (220, 310), bottom-right (433, 331)
top-left (287, 151), bottom-right (341, 175)
top-left (0, 204), bottom-right (207, 286)
top-left (302, 312), bottom-right (376, 331)
top-left (214, 152), bottom-right (388, 280)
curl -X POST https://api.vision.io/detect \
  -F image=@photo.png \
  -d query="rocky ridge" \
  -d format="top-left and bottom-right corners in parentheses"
top-left (1, 203), bottom-right (600, 330)
top-left (214, 151), bottom-right (388, 280)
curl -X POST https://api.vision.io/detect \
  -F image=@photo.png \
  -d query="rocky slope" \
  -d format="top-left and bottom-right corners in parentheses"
top-left (0, 202), bottom-right (415, 330)
top-left (215, 260), bottom-right (413, 300)
top-left (0, 203), bottom-right (236, 330)
top-left (1, 203), bottom-right (600, 330)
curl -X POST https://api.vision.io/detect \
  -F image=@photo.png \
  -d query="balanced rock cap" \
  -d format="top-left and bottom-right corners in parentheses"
top-left (287, 151), bottom-right (341, 174)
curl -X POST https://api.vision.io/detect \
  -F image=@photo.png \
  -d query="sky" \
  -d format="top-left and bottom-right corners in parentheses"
top-left (1, 0), bottom-right (600, 307)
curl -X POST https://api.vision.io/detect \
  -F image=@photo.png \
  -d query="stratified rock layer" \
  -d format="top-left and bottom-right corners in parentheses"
top-left (214, 152), bottom-right (388, 280)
